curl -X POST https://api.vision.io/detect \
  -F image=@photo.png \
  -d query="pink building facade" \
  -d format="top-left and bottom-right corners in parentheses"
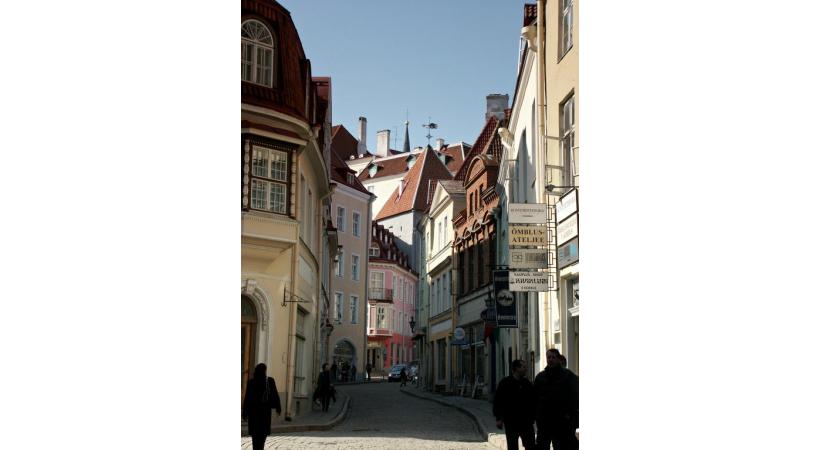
top-left (366, 223), bottom-right (418, 373)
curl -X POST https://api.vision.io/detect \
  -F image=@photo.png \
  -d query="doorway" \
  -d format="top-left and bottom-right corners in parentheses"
top-left (241, 296), bottom-right (257, 401)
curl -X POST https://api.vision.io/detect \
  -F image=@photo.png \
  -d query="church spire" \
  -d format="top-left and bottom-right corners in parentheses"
top-left (403, 120), bottom-right (410, 153)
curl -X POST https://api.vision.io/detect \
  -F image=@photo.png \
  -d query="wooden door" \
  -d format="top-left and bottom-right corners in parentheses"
top-left (241, 296), bottom-right (257, 402)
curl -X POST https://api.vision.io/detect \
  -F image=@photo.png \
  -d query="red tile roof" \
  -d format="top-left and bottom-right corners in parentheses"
top-left (524, 4), bottom-right (537, 26)
top-left (454, 116), bottom-right (500, 181)
top-left (330, 124), bottom-right (360, 161)
top-left (370, 222), bottom-right (415, 274)
top-left (439, 142), bottom-right (471, 174)
top-left (374, 146), bottom-right (454, 221)
top-left (330, 149), bottom-right (371, 195)
top-left (357, 150), bottom-right (422, 182)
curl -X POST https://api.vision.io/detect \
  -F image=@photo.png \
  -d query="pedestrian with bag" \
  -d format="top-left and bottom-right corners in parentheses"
top-left (533, 349), bottom-right (579, 450)
top-left (317, 363), bottom-right (333, 412)
top-left (493, 359), bottom-right (536, 450)
top-left (242, 363), bottom-right (281, 450)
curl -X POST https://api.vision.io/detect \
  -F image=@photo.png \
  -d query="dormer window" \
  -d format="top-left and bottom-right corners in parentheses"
top-left (347, 173), bottom-right (355, 184)
top-left (368, 164), bottom-right (378, 178)
top-left (241, 20), bottom-right (275, 88)
top-left (370, 247), bottom-right (380, 257)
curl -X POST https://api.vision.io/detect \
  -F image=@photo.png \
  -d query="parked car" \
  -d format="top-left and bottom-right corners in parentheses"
top-left (387, 364), bottom-right (407, 382)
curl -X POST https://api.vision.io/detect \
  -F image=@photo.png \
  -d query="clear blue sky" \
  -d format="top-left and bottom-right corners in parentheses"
top-left (282, 0), bottom-right (530, 151)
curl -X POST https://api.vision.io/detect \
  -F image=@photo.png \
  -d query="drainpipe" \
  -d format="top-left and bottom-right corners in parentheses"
top-left (536, 0), bottom-right (550, 371)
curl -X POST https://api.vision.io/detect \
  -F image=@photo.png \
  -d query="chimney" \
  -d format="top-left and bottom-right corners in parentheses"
top-left (376, 129), bottom-right (391, 157)
top-left (435, 138), bottom-right (445, 150)
top-left (357, 116), bottom-right (367, 155)
top-left (485, 94), bottom-right (509, 122)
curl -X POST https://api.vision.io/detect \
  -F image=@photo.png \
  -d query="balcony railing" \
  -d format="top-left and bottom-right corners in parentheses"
top-left (369, 288), bottom-right (393, 302)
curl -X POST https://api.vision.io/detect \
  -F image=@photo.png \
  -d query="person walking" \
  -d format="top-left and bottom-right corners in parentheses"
top-left (400, 367), bottom-right (408, 387)
top-left (317, 363), bottom-right (333, 412)
top-left (330, 362), bottom-right (338, 382)
top-left (365, 362), bottom-right (372, 382)
top-left (533, 349), bottom-right (579, 450)
top-left (351, 364), bottom-right (357, 382)
top-left (493, 359), bottom-right (536, 450)
top-left (242, 363), bottom-right (281, 450)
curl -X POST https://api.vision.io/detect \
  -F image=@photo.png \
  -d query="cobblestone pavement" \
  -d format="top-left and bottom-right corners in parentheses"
top-left (242, 382), bottom-right (492, 449)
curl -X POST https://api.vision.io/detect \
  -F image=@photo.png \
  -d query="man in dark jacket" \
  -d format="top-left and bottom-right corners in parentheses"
top-left (534, 349), bottom-right (579, 450)
top-left (493, 359), bottom-right (536, 450)
top-left (317, 363), bottom-right (333, 412)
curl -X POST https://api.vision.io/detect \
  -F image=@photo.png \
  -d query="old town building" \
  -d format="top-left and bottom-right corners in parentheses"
top-left (366, 222), bottom-right (418, 374)
top-left (451, 98), bottom-right (508, 397)
top-left (241, 0), bottom-right (335, 419)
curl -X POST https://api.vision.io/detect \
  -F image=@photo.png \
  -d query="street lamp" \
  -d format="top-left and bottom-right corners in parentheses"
top-left (409, 316), bottom-right (416, 334)
top-left (545, 184), bottom-right (578, 192)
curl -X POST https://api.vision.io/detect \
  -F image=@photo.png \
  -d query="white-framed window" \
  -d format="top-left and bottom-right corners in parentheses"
top-left (351, 254), bottom-right (360, 281)
top-left (561, 0), bottom-right (573, 57)
top-left (352, 212), bottom-right (361, 237)
top-left (370, 246), bottom-right (380, 257)
top-left (443, 215), bottom-right (448, 247)
top-left (336, 250), bottom-right (344, 277)
top-left (250, 146), bottom-right (288, 214)
top-left (429, 219), bottom-right (435, 251)
top-left (337, 206), bottom-right (346, 232)
top-left (561, 95), bottom-right (576, 187)
top-left (241, 19), bottom-right (275, 88)
top-left (335, 292), bottom-right (344, 323)
top-left (350, 295), bottom-right (359, 324)
top-left (431, 279), bottom-right (437, 315)
top-left (367, 185), bottom-right (374, 193)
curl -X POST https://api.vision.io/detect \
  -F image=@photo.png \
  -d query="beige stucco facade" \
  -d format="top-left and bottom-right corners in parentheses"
top-left (241, 104), bottom-right (333, 419)
top-left (328, 183), bottom-right (372, 380)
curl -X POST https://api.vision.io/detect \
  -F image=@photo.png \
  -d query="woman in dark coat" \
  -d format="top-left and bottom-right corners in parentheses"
top-left (317, 363), bottom-right (333, 412)
top-left (242, 363), bottom-right (281, 450)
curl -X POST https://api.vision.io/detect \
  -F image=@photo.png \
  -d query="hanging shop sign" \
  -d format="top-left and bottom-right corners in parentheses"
top-left (493, 270), bottom-right (517, 327)
top-left (451, 326), bottom-right (468, 346)
top-left (556, 189), bottom-right (577, 223)
top-left (509, 224), bottom-right (549, 247)
top-left (509, 248), bottom-right (551, 269)
top-left (557, 237), bottom-right (579, 269)
top-left (509, 270), bottom-right (553, 292)
top-left (556, 213), bottom-right (578, 246)
top-left (509, 203), bottom-right (549, 224)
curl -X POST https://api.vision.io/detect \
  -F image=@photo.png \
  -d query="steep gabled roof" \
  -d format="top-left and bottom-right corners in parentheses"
top-left (374, 146), bottom-right (453, 221)
top-left (369, 222), bottom-right (415, 274)
top-left (454, 116), bottom-right (500, 181)
top-left (330, 149), bottom-right (370, 195)
top-left (330, 124), bottom-right (359, 161)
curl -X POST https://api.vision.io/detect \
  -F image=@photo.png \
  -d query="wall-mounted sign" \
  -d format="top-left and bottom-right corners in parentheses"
top-left (556, 189), bottom-right (577, 223)
top-left (510, 248), bottom-right (551, 269)
top-left (509, 271), bottom-right (553, 292)
top-left (557, 237), bottom-right (579, 269)
top-left (509, 224), bottom-right (549, 247)
top-left (509, 203), bottom-right (549, 224)
top-left (556, 213), bottom-right (578, 246)
top-left (493, 270), bottom-right (517, 327)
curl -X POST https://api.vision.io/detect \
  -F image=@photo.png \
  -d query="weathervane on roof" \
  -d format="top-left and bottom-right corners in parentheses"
top-left (422, 116), bottom-right (438, 148)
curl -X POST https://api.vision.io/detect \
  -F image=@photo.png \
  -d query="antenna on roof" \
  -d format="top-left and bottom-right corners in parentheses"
top-left (422, 116), bottom-right (438, 148)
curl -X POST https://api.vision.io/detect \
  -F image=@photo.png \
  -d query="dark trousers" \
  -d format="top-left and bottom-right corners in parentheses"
top-left (504, 420), bottom-right (536, 450)
top-left (251, 433), bottom-right (267, 450)
top-left (321, 395), bottom-right (330, 412)
top-left (535, 418), bottom-right (578, 450)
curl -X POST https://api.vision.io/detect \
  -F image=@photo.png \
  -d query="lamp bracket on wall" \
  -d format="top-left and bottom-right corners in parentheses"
top-left (282, 288), bottom-right (311, 307)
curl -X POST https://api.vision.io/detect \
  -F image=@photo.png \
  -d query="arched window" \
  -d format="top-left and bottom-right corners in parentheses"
top-left (241, 20), bottom-right (275, 87)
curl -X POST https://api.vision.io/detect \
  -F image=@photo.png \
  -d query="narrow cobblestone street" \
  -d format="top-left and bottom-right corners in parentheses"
top-left (241, 383), bottom-right (492, 449)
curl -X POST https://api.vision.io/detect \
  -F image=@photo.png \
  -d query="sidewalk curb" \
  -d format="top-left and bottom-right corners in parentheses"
top-left (270, 395), bottom-right (351, 434)
top-left (399, 388), bottom-right (488, 440)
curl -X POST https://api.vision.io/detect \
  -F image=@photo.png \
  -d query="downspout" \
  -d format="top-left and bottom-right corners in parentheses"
top-left (536, 0), bottom-right (550, 371)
